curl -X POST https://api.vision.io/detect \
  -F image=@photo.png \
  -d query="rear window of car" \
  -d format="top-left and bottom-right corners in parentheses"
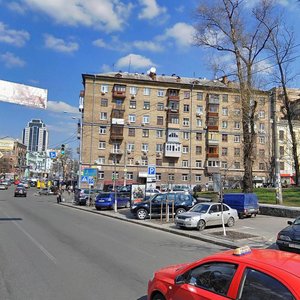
top-left (98, 193), bottom-right (112, 199)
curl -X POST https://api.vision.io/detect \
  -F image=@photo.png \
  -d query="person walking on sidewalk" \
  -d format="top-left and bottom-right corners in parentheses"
top-left (57, 189), bottom-right (62, 204)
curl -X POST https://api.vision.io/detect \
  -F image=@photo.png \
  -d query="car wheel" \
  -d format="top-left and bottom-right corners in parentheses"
top-left (175, 208), bottom-right (186, 215)
top-left (136, 208), bottom-right (148, 220)
top-left (227, 217), bottom-right (235, 227)
top-left (197, 219), bottom-right (206, 231)
top-left (96, 207), bottom-right (101, 211)
top-left (251, 213), bottom-right (257, 218)
top-left (152, 292), bottom-right (166, 300)
top-left (125, 201), bottom-right (131, 208)
top-left (238, 213), bottom-right (244, 219)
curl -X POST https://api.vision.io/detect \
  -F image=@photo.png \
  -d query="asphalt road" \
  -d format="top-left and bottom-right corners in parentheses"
top-left (0, 187), bottom-right (227, 300)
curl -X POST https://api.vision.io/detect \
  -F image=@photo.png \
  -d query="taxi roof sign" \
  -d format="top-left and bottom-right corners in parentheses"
top-left (233, 246), bottom-right (251, 256)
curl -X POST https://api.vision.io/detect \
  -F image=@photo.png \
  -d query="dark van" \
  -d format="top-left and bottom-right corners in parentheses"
top-left (223, 193), bottom-right (259, 219)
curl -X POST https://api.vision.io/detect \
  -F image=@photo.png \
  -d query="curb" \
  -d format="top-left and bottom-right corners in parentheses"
top-left (59, 202), bottom-right (251, 249)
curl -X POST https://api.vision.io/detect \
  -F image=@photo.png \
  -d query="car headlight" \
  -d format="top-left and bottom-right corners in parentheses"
top-left (185, 218), bottom-right (192, 222)
top-left (278, 234), bottom-right (292, 241)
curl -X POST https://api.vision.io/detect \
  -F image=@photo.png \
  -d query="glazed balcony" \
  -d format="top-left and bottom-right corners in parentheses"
top-left (167, 89), bottom-right (180, 101)
top-left (110, 126), bottom-right (124, 140)
top-left (207, 111), bottom-right (219, 117)
top-left (164, 142), bottom-right (182, 158)
top-left (112, 85), bottom-right (126, 98)
top-left (207, 153), bottom-right (219, 158)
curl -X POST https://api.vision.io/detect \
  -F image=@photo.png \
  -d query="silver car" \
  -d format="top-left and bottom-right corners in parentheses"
top-left (175, 202), bottom-right (238, 231)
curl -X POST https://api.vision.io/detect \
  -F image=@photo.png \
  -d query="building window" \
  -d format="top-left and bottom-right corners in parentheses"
top-left (98, 156), bottom-right (105, 164)
top-left (100, 112), bottom-right (107, 120)
top-left (127, 143), bottom-right (135, 152)
top-left (128, 158), bottom-right (134, 165)
top-left (234, 135), bottom-right (241, 143)
top-left (156, 173), bottom-right (161, 181)
top-left (234, 122), bottom-right (240, 129)
top-left (196, 132), bottom-right (202, 141)
top-left (156, 130), bottom-right (163, 138)
top-left (101, 98), bottom-right (108, 107)
top-left (98, 171), bottom-right (104, 180)
top-left (141, 159), bottom-right (148, 166)
top-left (279, 130), bottom-right (284, 141)
top-left (259, 97), bottom-right (265, 105)
top-left (222, 161), bottom-right (228, 168)
top-left (169, 161), bottom-right (175, 167)
top-left (280, 162), bottom-right (284, 170)
top-left (183, 118), bottom-right (190, 126)
top-left (234, 95), bottom-right (240, 103)
top-left (141, 143), bottom-right (148, 152)
top-left (197, 92), bottom-right (203, 100)
top-left (196, 119), bottom-right (202, 127)
top-left (143, 101), bottom-right (150, 110)
top-left (279, 146), bottom-right (284, 156)
top-left (258, 110), bottom-right (265, 118)
top-left (196, 146), bottom-right (202, 155)
top-left (234, 109), bottom-right (241, 116)
top-left (259, 149), bottom-right (265, 158)
top-left (234, 148), bottom-right (240, 156)
top-left (222, 94), bottom-right (228, 102)
top-left (157, 116), bottom-right (164, 125)
top-left (259, 163), bottom-right (265, 170)
top-left (143, 115), bottom-right (150, 124)
top-left (157, 89), bottom-right (164, 97)
top-left (222, 121), bottom-right (228, 129)
top-left (143, 87), bottom-right (150, 96)
top-left (182, 174), bottom-right (189, 181)
top-left (128, 114), bottom-right (136, 123)
top-left (157, 102), bottom-right (164, 111)
top-left (222, 107), bottom-right (228, 116)
top-left (195, 174), bottom-right (202, 182)
top-left (101, 84), bottom-right (109, 93)
top-left (168, 174), bottom-right (175, 181)
top-left (142, 129), bottom-right (149, 137)
top-left (183, 132), bottom-right (190, 140)
top-left (222, 134), bottom-right (228, 142)
top-left (259, 136), bottom-right (266, 144)
top-left (129, 86), bottom-right (137, 95)
top-left (196, 160), bottom-right (202, 168)
top-left (128, 128), bottom-right (135, 137)
top-left (183, 104), bottom-right (190, 112)
top-left (129, 100), bottom-right (136, 109)
top-left (259, 123), bottom-right (265, 133)
top-left (184, 91), bottom-right (190, 99)
top-left (182, 146), bottom-right (189, 153)
top-left (234, 162), bottom-right (241, 169)
top-left (126, 172), bottom-right (133, 180)
top-left (99, 141), bottom-right (106, 149)
top-left (156, 144), bottom-right (163, 152)
top-left (222, 147), bottom-right (228, 156)
top-left (99, 126), bottom-right (107, 134)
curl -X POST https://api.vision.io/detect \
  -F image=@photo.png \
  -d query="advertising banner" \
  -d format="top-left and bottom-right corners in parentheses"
top-left (0, 139), bottom-right (14, 150)
top-left (0, 80), bottom-right (47, 109)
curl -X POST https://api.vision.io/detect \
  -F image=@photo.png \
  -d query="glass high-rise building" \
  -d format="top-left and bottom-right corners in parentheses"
top-left (22, 119), bottom-right (48, 152)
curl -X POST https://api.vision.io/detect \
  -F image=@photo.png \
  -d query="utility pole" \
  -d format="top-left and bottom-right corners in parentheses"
top-left (123, 142), bottom-right (127, 186)
top-left (271, 91), bottom-right (283, 204)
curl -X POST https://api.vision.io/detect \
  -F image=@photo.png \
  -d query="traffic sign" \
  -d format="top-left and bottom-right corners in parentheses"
top-left (81, 175), bottom-right (89, 182)
top-left (83, 168), bottom-right (97, 177)
top-left (49, 151), bottom-right (57, 159)
top-left (88, 177), bottom-right (94, 185)
top-left (147, 165), bottom-right (156, 177)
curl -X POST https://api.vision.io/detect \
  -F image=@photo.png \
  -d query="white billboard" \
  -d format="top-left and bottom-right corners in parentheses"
top-left (0, 80), bottom-right (47, 109)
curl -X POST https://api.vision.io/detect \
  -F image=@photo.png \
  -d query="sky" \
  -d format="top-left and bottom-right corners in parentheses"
top-left (0, 0), bottom-right (299, 153)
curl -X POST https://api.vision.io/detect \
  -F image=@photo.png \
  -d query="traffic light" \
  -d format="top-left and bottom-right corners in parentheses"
top-left (61, 144), bottom-right (65, 155)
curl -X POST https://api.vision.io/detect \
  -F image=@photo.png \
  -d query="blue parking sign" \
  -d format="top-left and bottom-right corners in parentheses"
top-left (49, 151), bottom-right (57, 159)
top-left (148, 165), bottom-right (156, 177)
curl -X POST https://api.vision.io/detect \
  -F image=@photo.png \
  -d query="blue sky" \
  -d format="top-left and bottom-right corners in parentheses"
top-left (0, 0), bottom-right (299, 152)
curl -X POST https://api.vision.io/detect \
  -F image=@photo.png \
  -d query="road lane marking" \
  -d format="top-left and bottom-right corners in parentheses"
top-left (1, 209), bottom-right (57, 264)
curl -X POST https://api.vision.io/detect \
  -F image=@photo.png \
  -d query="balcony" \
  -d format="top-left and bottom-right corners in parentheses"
top-left (207, 125), bottom-right (219, 131)
top-left (112, 85), bottom-right (126, 98)
top-left (205, 166), bottom-right (220, 174)
top-left (207, 138), bottom-right (219, 145)
top-left (207, 153), bottom-right (219, 158)
top-left (109, 149), bottom-right (123, 155)
top-left (167, 122), bottom-right (180, 129)
top-left (167, 89), bottom-right (180, 101)
top-left (164, 142), bottom-right (182, 158)
top-left (207, 111), bottom-right (219, 117)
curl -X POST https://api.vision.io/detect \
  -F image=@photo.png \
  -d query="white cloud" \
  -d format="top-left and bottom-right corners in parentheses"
top-left (44, 34), bottom-right (79, 53)
top-left (132, 40), bottom-right (163, 52)
top-left (24, 0), bottom-right (133, 32)
top-left (6, 2), bottom-right (27, 14)
top-left (47, 100), bottom-right (78, 114)
top-left (0, 52), bottom-right (25, 68)
top-left (160, 22), bottom-right (195, 49)
top-left (116, 54), bottom-right (156, 70)
top-left (0, 22), bottom-right (30, 47)
top-left (138, 0), bottom-right (167, 20)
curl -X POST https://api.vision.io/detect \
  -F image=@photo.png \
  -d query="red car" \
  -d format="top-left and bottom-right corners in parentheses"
top-left (148, 247), bottom-right (300, 300)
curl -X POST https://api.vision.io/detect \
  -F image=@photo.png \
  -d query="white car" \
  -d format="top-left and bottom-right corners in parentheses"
top-left (175, 202), bottom-right (238, 231)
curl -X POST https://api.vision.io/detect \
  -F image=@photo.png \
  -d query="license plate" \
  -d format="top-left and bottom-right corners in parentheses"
top-left (289, 243), bottom-right (300, 249)
top-left (19, 191), bottom-right (23, 194)
top-left (98, 200), bottom-right (105, 202)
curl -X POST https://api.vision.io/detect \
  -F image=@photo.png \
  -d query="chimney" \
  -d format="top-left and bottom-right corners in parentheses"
top-left (221, 76), bottom-right (228, 85)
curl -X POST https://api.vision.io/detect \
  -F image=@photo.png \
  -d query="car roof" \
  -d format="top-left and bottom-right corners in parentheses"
top-left (204, 249), bottom-right (300, 278)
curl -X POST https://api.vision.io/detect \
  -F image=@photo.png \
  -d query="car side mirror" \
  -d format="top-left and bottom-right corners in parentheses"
top-left (288, 221), bottom-right (293, 225)
top-left (175, 274), bottom-right (186, 285)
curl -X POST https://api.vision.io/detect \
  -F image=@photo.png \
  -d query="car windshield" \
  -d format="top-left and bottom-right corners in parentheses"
top-left (190, 204), bottom-right (210, 213)
top-left (294, 218), bottom-right (300, 225)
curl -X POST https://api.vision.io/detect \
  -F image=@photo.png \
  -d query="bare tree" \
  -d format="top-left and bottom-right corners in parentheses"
top-left (194, 0), bottom-right (276, 192)
top-left (267, 23), bottom-right (300, 185)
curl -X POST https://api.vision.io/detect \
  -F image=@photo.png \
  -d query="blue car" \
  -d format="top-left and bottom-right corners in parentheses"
top-left (95, 192), bottom-right (131, 210)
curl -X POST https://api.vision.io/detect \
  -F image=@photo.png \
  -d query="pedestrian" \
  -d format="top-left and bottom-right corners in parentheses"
top-left (57, 189), bottom-right (62, 204)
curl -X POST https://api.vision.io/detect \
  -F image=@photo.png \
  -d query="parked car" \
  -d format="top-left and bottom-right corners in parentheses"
top-left (175, 202), bottom-right (238, 231)
top-left (276, 216), bottom-right (300, 253)
top-left (74, 188), bottom-right (95, 205)
top-left (131, 192), bottom-right (197, 220)
top-left (14, 186), bottom-right (27, 197)
top-left (0, 183), bottom-right (7, 190)
top-left (94, 192), bottom-right (131, 210)
top-left (148, 247), bottom-right (300, 300)
top-left (38, 188), bottom-right (54, 195)
top-left (223, 193), bottom-right (259, 219)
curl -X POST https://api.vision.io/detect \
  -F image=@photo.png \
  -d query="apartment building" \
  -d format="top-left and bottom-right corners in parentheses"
top-left (80, 71), bottom-right (271, 189)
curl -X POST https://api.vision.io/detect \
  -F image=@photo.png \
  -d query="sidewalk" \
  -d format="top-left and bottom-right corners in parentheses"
top-left (59, 193), bottom-right (290, 250)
